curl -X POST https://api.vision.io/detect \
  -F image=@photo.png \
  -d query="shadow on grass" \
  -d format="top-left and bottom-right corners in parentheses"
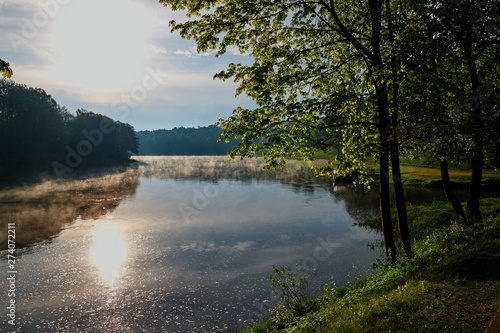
top-left (433, 225), bottom-right (500, 282)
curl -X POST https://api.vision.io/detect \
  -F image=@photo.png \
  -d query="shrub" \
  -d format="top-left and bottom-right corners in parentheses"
top-left (268, 265), bottom-right (317, 323)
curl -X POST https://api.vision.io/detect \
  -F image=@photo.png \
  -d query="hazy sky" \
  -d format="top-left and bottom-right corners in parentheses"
top-left (0, 0), bottom-right (255, 130)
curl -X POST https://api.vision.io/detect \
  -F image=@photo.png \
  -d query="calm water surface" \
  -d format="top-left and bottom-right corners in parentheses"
top-left (0, 156), bottom-right (400, 332)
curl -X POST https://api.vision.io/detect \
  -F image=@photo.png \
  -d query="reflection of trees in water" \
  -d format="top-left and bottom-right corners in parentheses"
top-left (329, 184), bottom-right (381, 223)
top-left (332, 182), bottom-right (461, 225)
top-left (0, 168), bottom-right (140, 250)
top-left (136, 157), bottom-right (458, 227)
top-left (136, 156), bottom-right (331, 189)
top-left (137, 156), bottom-right (382, 221)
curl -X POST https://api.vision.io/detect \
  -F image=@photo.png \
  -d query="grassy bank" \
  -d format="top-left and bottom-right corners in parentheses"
top-left (238, 198), bottom-right (500, 332)
top-left (308, 158), bottom-right (500, 189)
top-left (398, 165), bottom-right (500, 189)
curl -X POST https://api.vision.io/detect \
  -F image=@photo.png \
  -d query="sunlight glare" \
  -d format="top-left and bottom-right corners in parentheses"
top-left (48, 0), bottom-right (155, 91)
top-left (92, 223), bottom-right (127, 284)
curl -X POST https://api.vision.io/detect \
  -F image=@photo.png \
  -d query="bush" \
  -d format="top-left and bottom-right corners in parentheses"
top-left (268, 265), bottom-right (317, 323)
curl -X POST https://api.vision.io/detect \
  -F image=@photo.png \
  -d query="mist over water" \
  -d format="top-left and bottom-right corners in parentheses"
top-left (0, 169), bottom-right (140, 250)
top-left (0, 156), bottom-right (391, 332)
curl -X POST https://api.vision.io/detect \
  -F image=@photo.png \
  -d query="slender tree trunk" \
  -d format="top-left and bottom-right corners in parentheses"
top-left (377, 74), bottom-right (397, 263)
top-left (385, 0), bottom-right (411, 257)
top-left (391, 146), bottom-right (412, 257)
top-left (379, 90), bottom-right (397, 262)
top-left (376, 67), bottom-right (397, 263)
top-left (466, 58), bottom-right (483, 221)
top-left (371, 0), bottom-right (396, 263)
top-left (380, 148), bottom-right (397, 263)
top-left (440, 159), bottom-right (467, 221)
top-left (389, 81), bottom-right (411, 256)
top-left (329, 0), bottom-right (397, 262)
top-left (467, 148), bottom-right (483, 221)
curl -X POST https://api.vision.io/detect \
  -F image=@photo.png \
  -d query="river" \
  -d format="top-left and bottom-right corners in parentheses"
top-left (0, 156), bottom-right (458, 332)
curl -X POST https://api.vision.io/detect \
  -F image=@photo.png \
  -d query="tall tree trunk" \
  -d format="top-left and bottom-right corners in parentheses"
top-left (377, 71), bottom-right (397, 263)
top-left (380, 148), bottom-right (397, 263)
top-left (466, 58), bottom-right (483, 221)
top-left (391, 145), bottom-right (412, 257)
top-left (379, 91), bottom-right (397, 262)
top-left (386, 0), bottom-right (411, 257)
top-left (440, 159), bottom-right (467, 221)
top-left (467, 148), bottom-right (483, 221)
top-left (372, 0), bottom-right (396, 263)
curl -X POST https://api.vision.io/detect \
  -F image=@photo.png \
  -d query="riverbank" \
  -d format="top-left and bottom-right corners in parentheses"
top-left (238, 198), bottom-right (500, 332)
top-left (310, 158), bottom-right (500, 190)
top-left (397, 164), bottom-right (500, 190)
top-left (311, 158), bottom-right (500, 179)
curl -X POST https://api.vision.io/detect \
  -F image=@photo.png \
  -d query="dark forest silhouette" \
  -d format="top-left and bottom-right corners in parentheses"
top-left (0, 81), bottom-right (138, 181)
top-left (137, 126), bottom-right (240, 156)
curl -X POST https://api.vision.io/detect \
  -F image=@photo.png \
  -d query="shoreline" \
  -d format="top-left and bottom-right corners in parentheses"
top-left (238, 194), bottom-right (500, 332)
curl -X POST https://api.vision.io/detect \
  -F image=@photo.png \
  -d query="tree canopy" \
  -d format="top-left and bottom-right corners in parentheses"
top-left (0, 81), bottom-right (139, 181)
top-left (165, 0), bottom-right (383, 176)
top-left (137, 125), bottom-right (240, 155)
top-left (396, 0), bottom-right (500, 220)
top-left (162, 0), bottom-right (413, 260)
top-left (161, 0), bottom-right (500, 260)
top-left (0, 58), bottom-right (13, 79)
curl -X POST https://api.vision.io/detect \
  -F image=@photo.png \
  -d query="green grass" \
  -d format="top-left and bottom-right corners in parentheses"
top-left (398, 164), bottom-right (500, 187)
top-left (357, 200), bottom-right (457, 242)
top-left (238, 199), bottom-right (500, 333)
top-left (307, 156), bottom-right (500, 187)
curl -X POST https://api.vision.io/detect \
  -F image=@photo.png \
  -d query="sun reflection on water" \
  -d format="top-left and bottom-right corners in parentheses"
top-left (92, 223), bottom-right (127, 284)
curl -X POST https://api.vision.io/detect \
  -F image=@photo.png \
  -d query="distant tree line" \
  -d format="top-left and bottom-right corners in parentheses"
top-left (137, 126), bottom-right (240, 155)
top-left (0, 81), bottom-right (139, 180)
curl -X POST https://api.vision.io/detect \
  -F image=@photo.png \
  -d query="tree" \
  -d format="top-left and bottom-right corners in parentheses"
top-left (0, 59), bottom-right (13, 79)
top-left (136, 126), bottom-right (240, 155)
top-left (0, 82), bottom-right (66, 175)
top-left (397, 0), bottom-right (500, 222)
top-left (421, 0), bottom-right (500, 222)
top-left (395, 6), bottom-right (471, 221)
top-left (0, 82), bottom-right (139, 180)
top-left (66, 109), bottom-right (139, 167)
top-left (0, 59), bottom-right (13, 98)
top-left (161, 0), bottom-right (415, 261)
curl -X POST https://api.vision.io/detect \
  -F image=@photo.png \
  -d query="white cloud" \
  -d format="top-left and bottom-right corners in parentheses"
top-left (173, 45), bottom-right (214, 58)
top-left (226, 45), bottom-right (247, 56)
top-left (174, 49), bottom-right (194, 57)
top-left (232, 241), bottom-right (255, 251)
top-left (151, 45), bottom-right (170, 55)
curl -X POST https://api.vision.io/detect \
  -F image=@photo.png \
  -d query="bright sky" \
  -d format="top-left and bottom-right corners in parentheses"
top-left (0, 0), bottom-right (254, 130)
